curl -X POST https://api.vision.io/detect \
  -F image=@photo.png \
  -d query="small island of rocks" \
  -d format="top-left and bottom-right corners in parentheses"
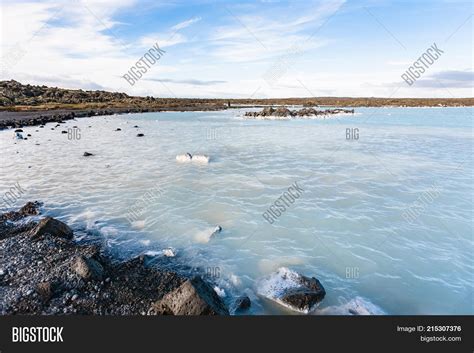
top-left (243, 106), bottom-right (355, 120)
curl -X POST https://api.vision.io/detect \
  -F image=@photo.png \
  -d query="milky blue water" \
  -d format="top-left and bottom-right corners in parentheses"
top-left (0, 107), bottom-right (472, 315)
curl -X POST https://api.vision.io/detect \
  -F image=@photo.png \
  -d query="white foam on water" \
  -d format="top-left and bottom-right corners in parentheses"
top-left (194, 226), bottom-right (221, 243)
top-left (230, 274), bottom-right (241, 287)
top-left (213, 286), bottom-right (226, 298)
top-left (315, 297), bottom-right (386, 315)
top-left (258, 257), bottom-right (306, 274)
top-left (144, 250), bottom-right (162, 256)
top-left (144, 247), bottom-right (176, 257)
top-left (131, 220), bottom-right (146, 229)
top-left (139, 239), bottom-right (151, 246)
top-left (162, 247), bottom-right (176, 257)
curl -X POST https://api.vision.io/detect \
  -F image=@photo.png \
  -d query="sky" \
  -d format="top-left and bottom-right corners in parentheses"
top-left (1, 0), bottom-right (472, 98)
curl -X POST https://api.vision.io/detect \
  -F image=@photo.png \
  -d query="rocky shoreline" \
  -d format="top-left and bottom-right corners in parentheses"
top-left (244, 106), bottom-right (355, 119)
top-left (0, 105), bottom-right (226, 130)
top-left (0, 202), bottom-right (231, 315)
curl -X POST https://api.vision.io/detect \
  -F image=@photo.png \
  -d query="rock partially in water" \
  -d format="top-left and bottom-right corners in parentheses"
top-left (19, 201), bottom-right (41, 216)
top-left (136, 133), bottom-right (144, 137)
top-left (29, 217), bottom-right (73, 240)
top-left (257, 267), bottom-right (326, 313)
top-left (150, 276), bottom-right (229, 315)
top-left (1, 201), bottom-right (41, 222)
top-left (244, 106), bottom-right (355, 120)
top-left (73, 255), bottom-right (104, 281)
top-left (234, 295), bottom-right (251, 312)
top-left (211, 225), bottom-right (222, 238)
top-left (83, 152), bottom-right (94, 157)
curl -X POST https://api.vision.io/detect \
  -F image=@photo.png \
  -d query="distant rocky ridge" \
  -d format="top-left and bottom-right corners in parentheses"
top-left (0, 80), bottom-right (226, 108)
top-left (1, 80), bottom-right (472, 109)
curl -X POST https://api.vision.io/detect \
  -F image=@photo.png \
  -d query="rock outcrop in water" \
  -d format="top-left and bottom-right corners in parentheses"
top-left (257, 267), bottom-right (326, 313)
top-left (0, 202), bottom-right (229, 315)
top-left (150, 277), bottom-right (229, 315)
top-left (244, 106), bottom-right (355, 120)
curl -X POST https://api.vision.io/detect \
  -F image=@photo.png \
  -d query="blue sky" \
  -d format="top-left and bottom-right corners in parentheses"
top-left (1, 0), bottom-right (472, 98)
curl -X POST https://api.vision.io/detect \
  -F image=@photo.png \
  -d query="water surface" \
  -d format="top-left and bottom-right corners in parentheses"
top-left (1, 107), bottom-right (472, 315)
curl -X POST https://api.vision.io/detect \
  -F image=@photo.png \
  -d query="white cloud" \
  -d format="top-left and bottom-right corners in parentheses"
top-left (1, 0), bottom-right (471, 98)
top-left (171, 16), bottom-right (201, 31)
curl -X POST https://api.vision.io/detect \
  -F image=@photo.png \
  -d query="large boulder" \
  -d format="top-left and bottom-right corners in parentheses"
top-left (73, 255), bottom-right (104, 281)
top-left (151, 276), bottom-right (229, 315)
top-left (29, 217), bottom-right (73, 240)
top-left (257, 267), bottom-right (326, 313)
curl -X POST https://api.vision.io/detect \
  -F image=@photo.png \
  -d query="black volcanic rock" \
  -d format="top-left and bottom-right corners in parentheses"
top-left (29, 217), bottom-right (73, 240)
top-left (150, 277), bottom-right (229, 315)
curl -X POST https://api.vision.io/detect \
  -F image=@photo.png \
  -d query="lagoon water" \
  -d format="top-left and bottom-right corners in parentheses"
top-left (0, 107), bottom-right (472, 315)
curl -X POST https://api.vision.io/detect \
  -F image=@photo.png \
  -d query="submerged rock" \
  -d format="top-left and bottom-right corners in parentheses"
top-left (257, 267), bottom-right (326, 313)
top-left (151, 276), bottom-right (229, 315)
top-left (29, 217), bottom-right (73, 240)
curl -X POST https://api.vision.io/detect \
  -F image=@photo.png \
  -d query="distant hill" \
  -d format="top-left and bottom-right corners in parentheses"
top-left (1, 80), bottom-right (473, 109)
